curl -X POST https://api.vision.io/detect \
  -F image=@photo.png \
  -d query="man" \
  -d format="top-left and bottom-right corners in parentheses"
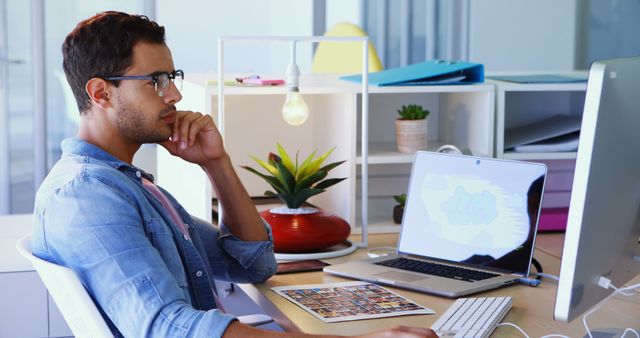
top-left (32, 11), bottom-right (437, 338)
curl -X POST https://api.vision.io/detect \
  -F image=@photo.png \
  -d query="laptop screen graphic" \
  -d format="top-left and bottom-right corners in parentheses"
top-left (398, 153), bottom-right (546, 275)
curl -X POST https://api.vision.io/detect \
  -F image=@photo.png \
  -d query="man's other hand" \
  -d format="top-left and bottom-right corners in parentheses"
top-left (355, 326), bottom-right (439, 338)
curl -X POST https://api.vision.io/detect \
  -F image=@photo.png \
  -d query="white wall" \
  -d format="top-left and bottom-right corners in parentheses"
top-left (468, 0), bottom-right (578, 71)
top-left (157, 0), bottom-right (581, 74)
top-left (156, 0), bottom-right (315, 75)
top-left (326, 0), bottom-right (363, 30)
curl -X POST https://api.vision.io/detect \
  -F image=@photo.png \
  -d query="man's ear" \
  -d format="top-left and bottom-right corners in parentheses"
top-left (85, 77), bottom-right (112, 110)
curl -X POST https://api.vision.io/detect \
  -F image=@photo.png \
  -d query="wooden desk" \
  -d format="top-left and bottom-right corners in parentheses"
top-left (240, 233), bottom-right (640, 337)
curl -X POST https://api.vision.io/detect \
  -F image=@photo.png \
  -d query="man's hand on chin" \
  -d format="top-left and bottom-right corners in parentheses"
top-left (159, 110), bottom-right (226, 165)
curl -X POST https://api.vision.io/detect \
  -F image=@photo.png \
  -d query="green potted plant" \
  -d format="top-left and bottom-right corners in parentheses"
top-left (392, 193), bottom-right (406, 224)
top-left (395, 104), bottom-right (430, 153)
top-left (242, 143), bottom-right (350, 253)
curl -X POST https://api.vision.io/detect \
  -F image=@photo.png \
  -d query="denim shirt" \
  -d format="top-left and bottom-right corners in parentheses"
top-left (31, 138), bottom-right (277, 338)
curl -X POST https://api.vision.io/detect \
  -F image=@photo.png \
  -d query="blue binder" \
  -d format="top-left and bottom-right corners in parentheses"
top-left (340, 60), bottom-right (484, 86)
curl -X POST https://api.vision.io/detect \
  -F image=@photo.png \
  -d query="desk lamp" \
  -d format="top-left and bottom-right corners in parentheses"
top-left (217, 36), bottom-right (371, 254)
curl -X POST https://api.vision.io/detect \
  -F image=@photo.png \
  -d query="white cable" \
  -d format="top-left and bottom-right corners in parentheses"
top-left (501, 280), bottom-right (640, 338)
top-left (582, 280), bottom-right (640, 338)
top-left (621, 328), bottom-right (640, 338)
top-left (366, 246), bottom-right (396, 258)
top-left (612, 284), bottom-right (640, 297)
top-left (496, 322), bottom-right (531, 338)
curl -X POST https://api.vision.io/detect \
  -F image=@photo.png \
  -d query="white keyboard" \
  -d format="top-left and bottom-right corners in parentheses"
top-left (431, 296), bottom-right (512, 338)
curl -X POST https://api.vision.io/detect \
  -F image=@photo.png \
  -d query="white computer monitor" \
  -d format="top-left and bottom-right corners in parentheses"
top-left (554, 56), bottom-right (640, 323)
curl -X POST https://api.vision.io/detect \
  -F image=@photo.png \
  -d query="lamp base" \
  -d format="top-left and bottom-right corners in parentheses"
top-left (274, 240), bottom-right (357, 261)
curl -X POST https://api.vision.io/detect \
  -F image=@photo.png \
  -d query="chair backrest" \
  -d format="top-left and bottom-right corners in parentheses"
top-left (16, 235), bottom-right (114, 338)
top-left (312, 22), bottom-right (384, 74)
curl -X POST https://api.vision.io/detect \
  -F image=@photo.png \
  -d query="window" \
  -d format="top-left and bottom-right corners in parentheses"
top-left (0, 0), bottom-right (150, 214)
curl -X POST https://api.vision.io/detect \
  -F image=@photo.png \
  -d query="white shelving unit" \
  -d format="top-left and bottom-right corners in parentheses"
top-left (490, 72), bottom-right (588, 160)
top-left (356, 84), bottom-right (495, 233)
top-left (489, 73), bottom-right (588, 211)
top-left (158, 74), bottom-right (495, 235)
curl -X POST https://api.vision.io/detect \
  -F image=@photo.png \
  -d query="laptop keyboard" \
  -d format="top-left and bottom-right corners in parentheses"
top-left (375, 257), bottom-right (499, 282)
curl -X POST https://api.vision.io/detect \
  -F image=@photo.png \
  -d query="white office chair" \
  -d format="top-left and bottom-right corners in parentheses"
top-left (16, 235), bottom-right (272, 338)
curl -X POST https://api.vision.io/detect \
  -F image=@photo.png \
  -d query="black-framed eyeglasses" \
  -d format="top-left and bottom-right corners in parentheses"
top-left (105, 69), bottom-right (184, 97)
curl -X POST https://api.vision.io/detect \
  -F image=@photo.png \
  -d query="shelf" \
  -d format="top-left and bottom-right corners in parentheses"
top-left (190, 73), bottom-right (495, 96)
top-left (489, 81), bottom-right (587, 92)
top-left (356, 141), bottom-right (446, 164)
top-left (493, 75), bottom-right (587, 160)
top-left (356, 141), bottom-right (494, 164)
top-left (486, 70), bottom-right (588, 92)
top-left (502, 151), bottom-right (577, 161)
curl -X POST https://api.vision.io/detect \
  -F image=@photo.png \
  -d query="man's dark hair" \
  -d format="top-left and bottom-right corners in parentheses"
top-left (62, 11), bottom-right (165, 113)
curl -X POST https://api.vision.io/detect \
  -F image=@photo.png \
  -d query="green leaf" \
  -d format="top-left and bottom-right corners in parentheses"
top-left (318, 160), bottom-right (346, 173)
top-left (393, 193), bottom-right (407, 206)
top-left (296, 150), bottom-right (318, 181)
top-left (290, 188), bottom-right (324, 209)
top-left (249, 155), bottom-right (278, 176)
top-left (264, 190), bottom-right (277, 196)
top-left (398, 104), bottom-right (429, 120)
top-left (295, 171), bottom-right (327, 193)
top-left (314, 177), bottom-right (346, 190)
top-left (276, 143), bottom-right (295, 174)
top-left (298, 147), bottom-right (335, 182)
top-left (241, 166), bottom-right (286, 193)
top-left (268, 153), bottom-right (281, 166)
top-left (274, 160), bottom-right (296, 194)
top-left (275, 193), bottom-right (296, 208)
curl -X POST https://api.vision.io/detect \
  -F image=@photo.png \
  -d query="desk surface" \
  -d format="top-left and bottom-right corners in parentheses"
top-left (241, 233), bottom-right (640, 337)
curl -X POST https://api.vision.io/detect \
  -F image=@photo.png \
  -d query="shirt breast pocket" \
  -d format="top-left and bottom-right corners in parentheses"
top-left (146, 218), bottom-right (189, 291)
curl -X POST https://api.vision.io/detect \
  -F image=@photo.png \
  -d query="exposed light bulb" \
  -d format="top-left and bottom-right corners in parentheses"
top-left (282, 90), bottom-right (309, 126)
top-left (282, 40), bottom-right (309, 126)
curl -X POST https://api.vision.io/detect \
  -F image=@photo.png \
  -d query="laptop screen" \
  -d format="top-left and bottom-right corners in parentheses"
top-left (397, 152), bottom-right (547, 275)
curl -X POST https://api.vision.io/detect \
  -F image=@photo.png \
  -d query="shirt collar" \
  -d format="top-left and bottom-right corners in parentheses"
top-left (61, 137), bottom-right (155, 181)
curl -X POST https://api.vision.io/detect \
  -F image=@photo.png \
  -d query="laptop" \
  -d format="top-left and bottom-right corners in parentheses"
top-left (325, 151), bottom-right (547, 297)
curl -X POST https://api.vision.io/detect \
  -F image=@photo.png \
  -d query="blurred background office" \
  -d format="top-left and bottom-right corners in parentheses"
top-left (1, 0), bottom-right (639, 215)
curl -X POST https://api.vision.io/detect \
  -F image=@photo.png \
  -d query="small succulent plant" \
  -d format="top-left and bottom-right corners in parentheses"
top-left (397, 104), bottom-right (430, 120)
top-left (393, 193), bottom-right (407, 207)
top-left (242, 143), bottom-right (346, 209)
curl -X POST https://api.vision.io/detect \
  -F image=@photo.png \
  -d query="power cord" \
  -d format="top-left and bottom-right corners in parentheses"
top-left (530, 257), bottom-right (543, 278)
top-left (582, 278), bottom-right (640, 338)
top-left (367, 246), bottom-right (396, 258)
top-left (497, 279), bottom-right (640, 338)
top-left (532, 272), bottom-right (559, 281)
top-left (495, 323), bottom-right (534, 338)
top-left (518, 258), bottom-right (546, 286)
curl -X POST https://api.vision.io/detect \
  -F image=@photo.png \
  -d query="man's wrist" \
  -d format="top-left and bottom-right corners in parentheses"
top-left (200, 152), bottom-right (232, 177)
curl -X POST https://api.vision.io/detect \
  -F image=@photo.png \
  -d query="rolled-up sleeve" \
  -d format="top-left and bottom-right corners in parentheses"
top-left (190, 217), bottom-right (277, 283)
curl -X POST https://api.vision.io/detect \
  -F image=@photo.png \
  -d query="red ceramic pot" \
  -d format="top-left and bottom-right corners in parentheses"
top-left (260, 207), bottom-right (351, 253)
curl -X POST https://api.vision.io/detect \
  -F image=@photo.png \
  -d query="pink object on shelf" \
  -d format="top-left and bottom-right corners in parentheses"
top-left (242, 77), bottom-right (285, 86)
top-left (537, 207), bottom-right (569, 232)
